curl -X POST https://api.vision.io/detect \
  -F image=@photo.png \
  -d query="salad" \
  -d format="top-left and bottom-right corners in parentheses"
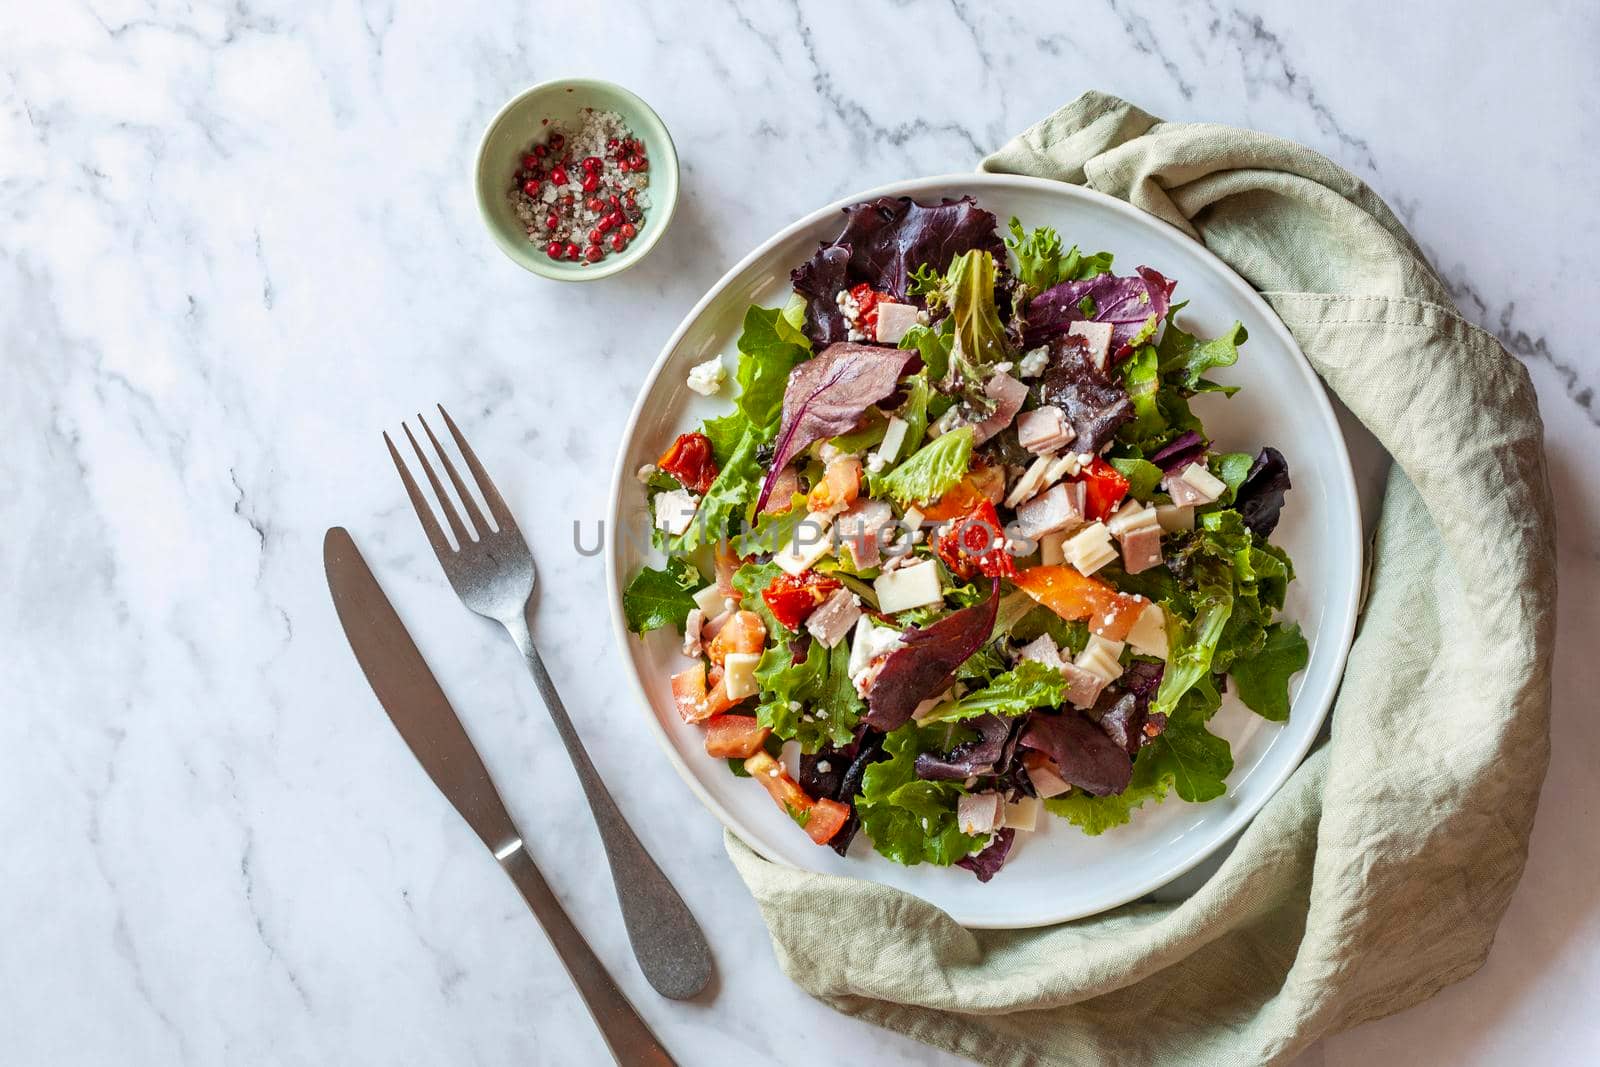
top-left (623, 195), bottom-right (1306, 882)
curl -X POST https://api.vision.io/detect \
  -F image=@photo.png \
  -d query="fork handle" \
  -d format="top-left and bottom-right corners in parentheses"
top-left (507, 619), bottom-right (715, 1001)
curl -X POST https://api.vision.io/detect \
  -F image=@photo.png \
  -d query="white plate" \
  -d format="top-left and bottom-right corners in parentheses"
top-left (605, 174), bottom-right (1361, 928)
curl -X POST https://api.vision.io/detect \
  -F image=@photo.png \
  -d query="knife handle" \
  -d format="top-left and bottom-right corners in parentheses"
top-left (506, 618), bottom-right (715, 1002)
top-left (498, 845), bottom-right (678, 1067)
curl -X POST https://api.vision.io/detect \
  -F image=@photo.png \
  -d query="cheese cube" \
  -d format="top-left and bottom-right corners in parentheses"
top-left (1125, 604), bottom-right (1168, 660)
top-left (875, 416), bottom-right (908, 467)
top-left (1155, 504), bottom-right (1195, 532)
top-left (722, 652), bottom-right (761, 699)
top-left (873, 559), bottom-right (941, 613)
top-left (774, 512), bottom-right (834, 575)
top-left (1002, 796), bottom-right (1041, 832)
top-left (1107, 500), bottom-right (1159, 538)
top-left (1040, 530), bottom-right (1066, 566)
top-left (1044, 453), bottom-right (1082, 483)
top-left (1063, 521), bottom-right (1117, 576)
top-left (692, 584), bottom-right (729, 615)
top-left (1004, 454), bottom-right (1056, 508)
top-left (653, 489), bottom-right (699, 536)
top-left (1184, 463), bottom-right (1228, 505)
top-left (1075, 634), bottom-right (1125, 683)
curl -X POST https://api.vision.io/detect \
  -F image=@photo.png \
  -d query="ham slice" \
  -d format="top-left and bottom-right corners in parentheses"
top-left (971, 372), bottom-right (1028, 444)
top-left (1015, 405), bottom-right (1076, 454)
top-left (1012, 482), bottom-right (1085, 540)
top-left (1119, 526), bottom-right (1164, 574)
top-left (806, 588), bottom-right (863, 649)
top-left (874, 302), bottom-right (920, 344)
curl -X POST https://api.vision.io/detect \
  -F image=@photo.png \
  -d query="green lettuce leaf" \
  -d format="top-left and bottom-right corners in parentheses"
top-left (878, 426), bottom-right (973, 507)
top-left (944, 250), bottom-right (1009, 391)
top-left (920, 660), bottom-right (1068, 723)
top-left (754, 640), bottom-right (862, 751)
top-left (1110, 456), bottom-right (1165, 500)
top-left (734, 305), bottom-right (811, 432)
top-left (1045, 744), bottom-right (1171, 834)
top-left (621, 557), bottom-right (701, 634)
top-left (701, 411), bottom-right (752, 466)
top-left (855, 725), bottom-right (982, 866)
top-left (1229, 621), bottom-right (1309, 721)
top-left (898, 319), bottom-right (953, 383)
top-left (892, 373), bottom-right (935, 465)
top-left (730, 560), bottom-right (785, 634)
top-left (1157, 307), bottom-right (1247, 390)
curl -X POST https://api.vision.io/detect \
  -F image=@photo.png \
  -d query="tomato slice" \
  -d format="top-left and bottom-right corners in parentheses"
top-left (670, 663), bottom-right (707, 723)
top-left (657, 432), bottom-right (718, 494)
top-left (707, 610), bottom-right (767, 666)
top-left (714, 540), bottom-right (743, 601)
top-left (1077, 457), bottom-right (1130, 522)
top-left (703, 714), bottom-right (771, 758)
top-left (744, 751), bottom-right (815, 822)
top-left (848, 283), bottom-right (887, 335)
top-left (932, 499), bottom-right (1017, 580)
top-left (922, 462), bottom-right (1006, 520)
top-left (804, 798), bottom-right (851, 845)
top-left (700, 664), bottom-right (745, 718)
top-left (760, 571), bottom-right (843, 630)
top-left (1012, 564), bottom-right (1149, 641)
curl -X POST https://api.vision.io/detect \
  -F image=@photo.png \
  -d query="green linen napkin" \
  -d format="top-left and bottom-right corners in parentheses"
top-left (726, 92), bottom-right (1556, 1066)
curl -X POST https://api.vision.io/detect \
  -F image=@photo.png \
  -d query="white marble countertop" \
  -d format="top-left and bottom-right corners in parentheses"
top-left (4, 2), bottom-right (1596, 1064)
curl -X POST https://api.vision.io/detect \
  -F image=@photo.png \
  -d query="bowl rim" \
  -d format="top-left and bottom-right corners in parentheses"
top-left (604, 172), bottom-right (1363, 927)
top-left (472, 77), bottom-right (679, 282)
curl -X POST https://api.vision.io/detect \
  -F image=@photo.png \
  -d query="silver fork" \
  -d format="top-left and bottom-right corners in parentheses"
top-left (386, 405), bottom-right (713, 1002)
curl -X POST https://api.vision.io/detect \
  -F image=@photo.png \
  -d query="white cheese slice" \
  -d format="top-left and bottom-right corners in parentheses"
top-left (692, 584), bottom-right (727, 616)
top-left (1002, 796), bottom-right (1041, 832)
top-left (773, 512), bottom-right (834, 575)
top-left (1180, 462), bottom-right (1226, 501)
top-left (1125, 604), bottom-right (1168, 660)
top-left (1155, 504), bottom-right (1195, 532)
top-left (1005, 454), bottom-right (1056, 508)
top-left (1026, 760), bottom-right (1073, 799)
top-left (1044, 453), bottom-right (1081, 483)
top-left (722, 652), bottom-right (761, 699)
top-left (874, 559), bottom-right (942, 613)
top-left (875, 416), bottom-right (908, 467)
top-left (1107, 500), bottom-right (1159, 537)
top-left (1075, 634), bottom-right (1125, 683)
top-left (1063, 521), bottom-right (1116, 576)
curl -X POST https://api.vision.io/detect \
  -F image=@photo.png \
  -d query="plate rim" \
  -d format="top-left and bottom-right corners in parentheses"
top-left (604, 171), bottom-right (1362, 928)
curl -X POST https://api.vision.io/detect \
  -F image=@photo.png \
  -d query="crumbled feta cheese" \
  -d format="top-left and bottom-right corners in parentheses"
top-left (992, 361), bottom-right (1014, 375)
top-left (1077, 452), bottom-right (1095, 466)
top-left (653, 489), bottom-right (699, 536)
top-left (1019, 346), bottom-right (1050, 378)
top-left (635, 463), bottom-right (657, 484)
top-left (1125, 604), bottom-right (1169, 660)
top-left (686, 356), bottom-right (726, 396)
top-left (722, 652), bottom-right (761, 699)
top-left (873, 559), bottom-right (941, 613)
top-left (816, 760), bottom-right (832, 774)
top-left (1063, 521), bottom-right (1117, 575)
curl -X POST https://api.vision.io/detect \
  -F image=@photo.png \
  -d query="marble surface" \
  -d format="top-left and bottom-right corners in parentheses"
top-left (3, 1), bottom-right (1595, 1063)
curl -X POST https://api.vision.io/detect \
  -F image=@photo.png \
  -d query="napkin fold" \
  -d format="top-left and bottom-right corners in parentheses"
top-left (728, 92), bottom-right (1555, 1065)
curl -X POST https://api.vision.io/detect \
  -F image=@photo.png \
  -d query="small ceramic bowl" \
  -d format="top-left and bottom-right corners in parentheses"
top-left (474, 79), bottom-right (679, 281)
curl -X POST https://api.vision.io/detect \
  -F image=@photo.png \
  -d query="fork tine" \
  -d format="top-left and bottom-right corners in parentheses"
top-left (436, 405), bottom-right (517, 532)
top-left (385, 431), bottom-right (456, 559)
top-left (403, 421), bottom-right (473, 548)
top-left (418, 413), bottom-right (490, 535)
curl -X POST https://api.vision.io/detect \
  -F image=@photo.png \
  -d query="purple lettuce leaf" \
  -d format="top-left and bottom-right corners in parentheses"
top-left (1149, 430), bottom-right (1208, 474)
top-left (865, 579), bottom-right (1001, 731)
top-left (1099, 660), bottom-right (1166, 756)
top-left (1023, 266), bottom-right (1177, 354)
top-left (791, 245), bottom-right (851, 345)
top-left (755, 342), bottom-right (918, 512)
top-left (913, 714), bottom-right (1012, 780)
top-left (1020, 711), bottom-right (1134, 796)
top-left (1039, 334), bottom-right (1133, 453)
top-left (1235, 446), bottom-right (1292, 538)
top-left (799, 730), bottom-right (887, 856)
top-left (790, 196), bottom-right (1005, 345)
top-left (956, 828), bottom-right (1015, 883)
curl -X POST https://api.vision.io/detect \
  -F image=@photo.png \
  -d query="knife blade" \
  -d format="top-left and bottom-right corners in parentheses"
top-left (323, 527), bottom-right (678, 1067)
top-left (324, 525), bottom-right (520, 856)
